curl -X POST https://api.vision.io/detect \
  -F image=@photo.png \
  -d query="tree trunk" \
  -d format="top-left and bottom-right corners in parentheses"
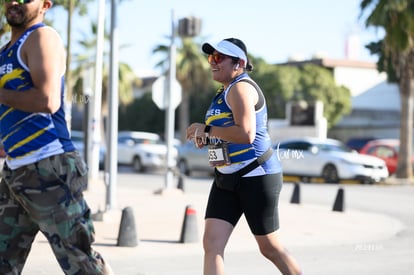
top-left (396, 53), bottom-right (414, 179)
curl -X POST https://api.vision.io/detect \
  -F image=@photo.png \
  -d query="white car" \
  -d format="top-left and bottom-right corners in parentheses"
top-left (71, 130), bottom-right (105, 169)
top-left (117, 131), bottom-right (177, 172)
top-left (274, 137), bottom-right (389, 184)
top-left (177, 141), bottom-right (212, 176)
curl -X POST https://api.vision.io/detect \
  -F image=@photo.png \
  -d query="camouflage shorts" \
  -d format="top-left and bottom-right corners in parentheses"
top-left (0, 152), bottom-right (110, 275)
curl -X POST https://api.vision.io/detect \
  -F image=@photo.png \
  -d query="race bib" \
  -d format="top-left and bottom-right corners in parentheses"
top-left (208, 142), bottom-right (231, 167)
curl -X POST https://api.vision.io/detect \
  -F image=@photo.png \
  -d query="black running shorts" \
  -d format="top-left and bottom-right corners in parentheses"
top-left (205, 172), bottom-right (283, 235)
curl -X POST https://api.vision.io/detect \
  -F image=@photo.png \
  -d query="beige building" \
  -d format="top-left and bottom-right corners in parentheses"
top-left (272, 57), bottom-right (401, 143)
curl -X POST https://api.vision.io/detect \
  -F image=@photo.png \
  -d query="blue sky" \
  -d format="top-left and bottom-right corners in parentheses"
top-left (48, 0), bottom-right (383, 76)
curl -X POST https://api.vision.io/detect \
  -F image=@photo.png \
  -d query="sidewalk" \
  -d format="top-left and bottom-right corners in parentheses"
top-left (22, 174), bottom-right (404, 275)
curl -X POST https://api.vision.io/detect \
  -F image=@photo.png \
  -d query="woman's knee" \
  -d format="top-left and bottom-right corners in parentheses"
top-left (203, 232), bottom-right (225, 254)
top-left (203, 219), bottom-right (233, 253)
top-left (259, 243), bottom-right (285, 260)
top-left (256, 232), bottom-right (285, 259)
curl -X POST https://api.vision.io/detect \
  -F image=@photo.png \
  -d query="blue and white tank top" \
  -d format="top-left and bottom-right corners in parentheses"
top-left (0, 23), bottom-right (75, 169)
top-left (205, 73), bottom-right (282, 176)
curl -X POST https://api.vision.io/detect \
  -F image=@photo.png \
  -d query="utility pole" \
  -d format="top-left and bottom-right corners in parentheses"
top-left (65, 0), bottom-right (74, 130)
top-left (106, 0), bottom-right (119, 210)
top-left (90, 0), bottom-right (105, 181)
top-left (152, 13), bottom-right (201, 193)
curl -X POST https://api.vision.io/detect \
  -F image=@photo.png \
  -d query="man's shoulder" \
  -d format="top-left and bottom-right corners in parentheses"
top-left (33, 25), bottom-right (62, 39)
top-left (24, 24), bottom-right (64, 50)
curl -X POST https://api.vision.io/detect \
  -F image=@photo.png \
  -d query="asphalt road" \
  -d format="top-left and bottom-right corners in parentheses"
top-left (21, 167), bottom-right (414, 274)
top-left (118, 168), bottom-right (414, 275)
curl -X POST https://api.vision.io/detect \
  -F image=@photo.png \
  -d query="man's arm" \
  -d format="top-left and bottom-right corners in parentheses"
top-left (0, 27), bottom-right (65, 113)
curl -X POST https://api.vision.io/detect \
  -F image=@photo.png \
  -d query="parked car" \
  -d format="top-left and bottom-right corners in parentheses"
top-left (359, 138), bottom-right (414, 175)
top-left (117, 131), bottom-right (177, 172)
top-left (176, 141), bottom-right (212, 176)
top-left (71, 130), bottom-right (105, 169)
top-left (274, 137), bottom-right (389, 184)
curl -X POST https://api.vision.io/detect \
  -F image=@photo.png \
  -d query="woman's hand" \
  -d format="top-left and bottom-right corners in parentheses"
top-left (186, 123), bottom-right (208, 148)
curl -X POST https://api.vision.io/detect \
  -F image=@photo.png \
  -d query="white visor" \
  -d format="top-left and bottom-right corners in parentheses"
top-left (202, 40), bottom-right (247, 65)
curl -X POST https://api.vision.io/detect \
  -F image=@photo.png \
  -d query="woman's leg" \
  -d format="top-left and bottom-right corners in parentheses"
top-left (255, 231), bottom-right (302, 275)
top-left (241, 173), bottom-right (302, 274)
top-left (204, 180), bottom-right (243, 275)
top-left (203, 218), bottom-right (234, 275)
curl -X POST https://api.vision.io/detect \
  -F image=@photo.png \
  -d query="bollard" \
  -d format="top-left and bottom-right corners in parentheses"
top-left (177, 174), bottom-right (185, 192)
top-left (332, 188), bottom-right (345, 212)
top-left (290, 182), bottom-right (301, 204)
top-left (179, 205), bottom-right (199, 243)
top-left (117, 206), bottom-right (138, 247)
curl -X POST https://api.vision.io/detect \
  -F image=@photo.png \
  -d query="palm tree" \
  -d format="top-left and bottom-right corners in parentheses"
top-left (176, 38), bottom-right (211, 141)
top-left (71, 22), bottom-right (141, 115)
top-left (50, 0), bottom-right (94, 101)
top-left (0, 6), bottom-right (9, 44)
top-left (153, 37), bottom-right (211, 142)
top-left (361, 0), bottom-right (414, 180)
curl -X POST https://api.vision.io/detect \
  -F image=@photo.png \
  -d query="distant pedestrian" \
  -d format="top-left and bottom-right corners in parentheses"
top-left (186, 38), bottom-right (303, 275)
top-left (0, 0), bottom-right (112, 274)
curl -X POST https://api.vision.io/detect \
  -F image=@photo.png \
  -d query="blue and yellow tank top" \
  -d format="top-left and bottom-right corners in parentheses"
top-left (205, 73), bottom-right (281, 175)
top-left (0, 23), bottom-right (75, 169)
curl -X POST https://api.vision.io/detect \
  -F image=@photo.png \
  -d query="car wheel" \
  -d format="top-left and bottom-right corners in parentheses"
top-left (300, 176), bottom-right (312, 183)
top-left (360, 177), bottom-right (375, 185)
top-left (132, 156), bottom-right (144, 172)
top-left (178, 159), bottom-right (190, 176)
top-left (322, 164), bottom-right (339, 183)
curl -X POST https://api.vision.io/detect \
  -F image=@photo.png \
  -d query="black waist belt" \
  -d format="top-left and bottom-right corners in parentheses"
top-left (235, 147), bottom-right (274, 177)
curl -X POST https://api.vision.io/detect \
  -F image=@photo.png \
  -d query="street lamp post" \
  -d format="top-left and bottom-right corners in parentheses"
top-left (164, 10), bottom-right (177, 190)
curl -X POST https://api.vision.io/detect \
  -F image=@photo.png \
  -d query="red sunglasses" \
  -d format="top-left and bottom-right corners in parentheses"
top-left (207, 53), bottom-right (230, 64)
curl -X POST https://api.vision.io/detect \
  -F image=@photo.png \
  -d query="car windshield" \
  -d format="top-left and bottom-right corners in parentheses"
top-left (131, 137), bottom-right (163, 145)
top-left (315, 143), bottom-right (353, 153)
